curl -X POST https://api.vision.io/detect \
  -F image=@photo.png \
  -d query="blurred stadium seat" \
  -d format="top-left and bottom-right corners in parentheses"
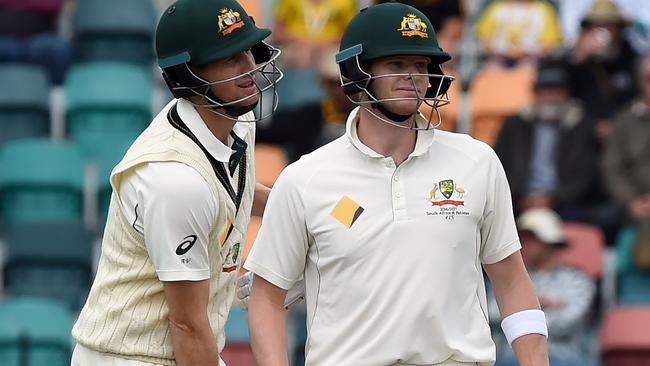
top-left (223, 306), bottom-right (255, 366)
top-left (221, 343), bottom-right (256, 366)
top-left (600, 306), bottom-right (650, 366)
top-left (560, 222), bottom-right (605, 280)
top-left (614, 227), bottom-right (650, 304)
top-left (275, 68), bottom-right (324, 113)
top-left (0, 297), bottom-right (73, 366)
top-left (255, 143), bottom-right (288, 187)
top-left (0, 138), bottom-right (85, 225)
top-left (469, 65), bottom-right (535, 145)
top-left (2, 219), bottom-right (93, 310)
top-left (72, 0), bottom-right (156, 66)
top-left (0, 64), bottom-right (50, 147)
top-left (64, 61), bottom-right (152, 158)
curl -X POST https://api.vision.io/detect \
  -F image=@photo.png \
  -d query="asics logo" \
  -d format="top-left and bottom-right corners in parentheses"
top-left (176, 235), bottom-right (198, 255)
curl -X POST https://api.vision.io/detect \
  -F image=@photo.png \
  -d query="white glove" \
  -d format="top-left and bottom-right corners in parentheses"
top-left (236, 271), bottom-right (305, 310)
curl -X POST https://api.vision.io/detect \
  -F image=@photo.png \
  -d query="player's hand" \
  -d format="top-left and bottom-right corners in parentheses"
top-left (236, 271), bottom-right (305, 310)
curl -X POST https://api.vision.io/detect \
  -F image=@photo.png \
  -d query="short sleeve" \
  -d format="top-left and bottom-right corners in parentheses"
top-left (244, 164), bottom-right (309, 290)
top-left (120, 162), bottom-right (218, 282)
top-left (479, 149), bottom-right (521, 264)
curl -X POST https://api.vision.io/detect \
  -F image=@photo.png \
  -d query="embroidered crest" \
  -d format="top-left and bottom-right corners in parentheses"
top-left (397, 14), bottom-right (428, 38)
top-left (427, 179), bottom-right (469, 221)
top-left (218, 8), bottom-right (245, 35)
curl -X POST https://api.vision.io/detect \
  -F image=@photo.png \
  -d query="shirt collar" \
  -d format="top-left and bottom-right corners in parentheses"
top-left (345, 106), bottom-right (436, 159)
top-left (176, 98), bottom-right (250, 163)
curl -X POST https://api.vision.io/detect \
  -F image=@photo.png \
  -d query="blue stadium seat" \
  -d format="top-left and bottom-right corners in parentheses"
top-left (3, 219), bottom-right (94, 310)
top-left (72, 0), bottom-right (156, 65)
top-left (225, 305), bottom-right (250, 342)
top-left (0, 297), bottom-right (73, 366)
top-left (0, 64), bottom-right (50, 147)
top-left (64, 62), bottom-right (152, 158)
top-left (0, 138), bottom-right (85, 225)
top-left (275, 68), bottom-right (324, 113)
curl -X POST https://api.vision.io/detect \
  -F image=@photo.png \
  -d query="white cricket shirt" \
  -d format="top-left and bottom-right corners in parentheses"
top-left (245, 107), bottom-right (520, 366)
top-left (118, 99), bottom-right (251, 281)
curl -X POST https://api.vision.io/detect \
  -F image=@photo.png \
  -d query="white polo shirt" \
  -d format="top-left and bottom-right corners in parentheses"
top-left (244, 107), bottom-right (520, 366)
top-left (119, 98), bottom-right (253, 282)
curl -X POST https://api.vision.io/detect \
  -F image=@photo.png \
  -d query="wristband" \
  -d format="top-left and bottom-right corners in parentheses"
top-left (501, 309), bottom-right (548, 346)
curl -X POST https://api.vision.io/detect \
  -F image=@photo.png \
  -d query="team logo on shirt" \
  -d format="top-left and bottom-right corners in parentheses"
top-left (331, 195), bottom-right (364, 229)
top-left (217, 8), bottom-right (245, 36)
top-left (397, 14), bottom-right (428, 38)
top-left (222, 243), bottom-right (241, 273)
top-left (427, 179), bottom-right (469, 220)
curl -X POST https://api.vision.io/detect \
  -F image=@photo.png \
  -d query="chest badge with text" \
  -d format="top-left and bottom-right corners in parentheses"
top-left (427, 179), bottom-right (470, 220)
top-left (331, 195), bottom-right (364, 228)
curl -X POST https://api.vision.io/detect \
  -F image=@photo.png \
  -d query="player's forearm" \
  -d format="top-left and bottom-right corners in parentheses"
top-left (512, 334), bottom-right (549, 366)
top-left (252, 182), bottom-right (271, 217)
top-left (249, 297), bottom-right (289, 366)
top-left (169, 319), bottom-right (219, 366)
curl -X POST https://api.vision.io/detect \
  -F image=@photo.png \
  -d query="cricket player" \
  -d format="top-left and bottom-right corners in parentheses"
top-left (70, 0), bottom-right (282, 365)
top-left (242, 2), bottom-right (549, 365)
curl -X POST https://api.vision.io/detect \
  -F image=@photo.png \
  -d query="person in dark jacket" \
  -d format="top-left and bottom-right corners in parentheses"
top-left (495, 58), bottom-right (622, 243)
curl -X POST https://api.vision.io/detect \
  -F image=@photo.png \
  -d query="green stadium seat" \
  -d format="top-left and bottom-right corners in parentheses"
top-left (72, 0), bottom-right (156, 65)
top-left (0, 139), bottom-right (85, 225)
top-left (0, 64), bottom-right (50, 147)
top-left (3, 219), bottom-right (94, 310)
top-left (615, 226), bottom-right (650, 304)
top-left (64, 62), bottom-right (152, 158)
top-left (95, 147), bottom-right (125, 223)
top-left (0, 297), bottom-right (73, 366)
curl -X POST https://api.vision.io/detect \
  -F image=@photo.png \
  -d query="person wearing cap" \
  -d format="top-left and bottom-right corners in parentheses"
top-left (494, 57), bottom-right (623, 243)
top-left (567, 0), bottom-right (638, 141)
top-left (488, 208), bottom-right (596, 366)
top-left (70, 0), bottom-right (282, 365)
top-left (242, 3), bottom-right (548, 365)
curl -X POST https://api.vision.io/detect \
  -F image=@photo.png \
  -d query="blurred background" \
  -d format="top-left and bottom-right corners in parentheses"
top-left (0, 0), bottom-right (650, 365)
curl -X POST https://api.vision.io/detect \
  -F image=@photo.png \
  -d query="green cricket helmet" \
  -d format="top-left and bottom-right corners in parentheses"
top-left (336, 2), bottom-right (454, 129)
top-left (155, 0), bottom-right (282, 121)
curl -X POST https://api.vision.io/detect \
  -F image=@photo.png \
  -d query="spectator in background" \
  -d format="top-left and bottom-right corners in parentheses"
top-left (494, 58), bottom-right (623, 243)
top-left (603, 52), bottom-right (650, 269)
top-left (272, 0), bottom-right (357, 68)
top-left (0, 0), bottom-right (70, 84)
top-left (567, 0), bottom-right (637, 142)
top-left (489, 208), bottom-right (596, 366)
top-left (257, 46), bottom-right (355, 161)
top-left (475, 0), bottom-right (563, 67)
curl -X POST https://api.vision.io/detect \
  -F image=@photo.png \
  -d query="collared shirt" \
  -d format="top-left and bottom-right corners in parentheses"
top-left (245, 107), bottom-right (520, 365)
top-left (118, 99), bottom-right (253, 281)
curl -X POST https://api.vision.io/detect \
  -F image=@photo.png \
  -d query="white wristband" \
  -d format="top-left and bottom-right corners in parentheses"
top-left (500, 309), bottom-right (548, 347)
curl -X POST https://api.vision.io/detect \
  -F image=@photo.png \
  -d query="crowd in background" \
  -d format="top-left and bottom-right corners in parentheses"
top-left (1, 1), bottom-right (650, 366)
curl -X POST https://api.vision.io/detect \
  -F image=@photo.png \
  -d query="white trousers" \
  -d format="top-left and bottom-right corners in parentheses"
top-left (71, 344), bottom-right (227, 366)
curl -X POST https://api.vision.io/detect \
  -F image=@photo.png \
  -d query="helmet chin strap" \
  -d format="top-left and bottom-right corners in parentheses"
top-left (372, 102), bottom-right (412, 122)
top-left (204, 89), bottom-right (258, 117)
top-left (366, 83), bottom-right (414, 123)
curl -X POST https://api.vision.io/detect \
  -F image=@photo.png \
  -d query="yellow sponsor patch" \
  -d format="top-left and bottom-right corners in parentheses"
top-left (330, 196), bottom-right (364, 228)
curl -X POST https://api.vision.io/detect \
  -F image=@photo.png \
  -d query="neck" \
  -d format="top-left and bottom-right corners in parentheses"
top-left (194, 106), bottom-right (237, 145)
top-left (357, 107), bottom-right (417, 166)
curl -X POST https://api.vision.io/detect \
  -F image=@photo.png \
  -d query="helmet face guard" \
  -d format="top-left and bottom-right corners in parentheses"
top-left (337, 44), bottom-right (454, 130)
top-left (161, 42), bottom-right (283, 122)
